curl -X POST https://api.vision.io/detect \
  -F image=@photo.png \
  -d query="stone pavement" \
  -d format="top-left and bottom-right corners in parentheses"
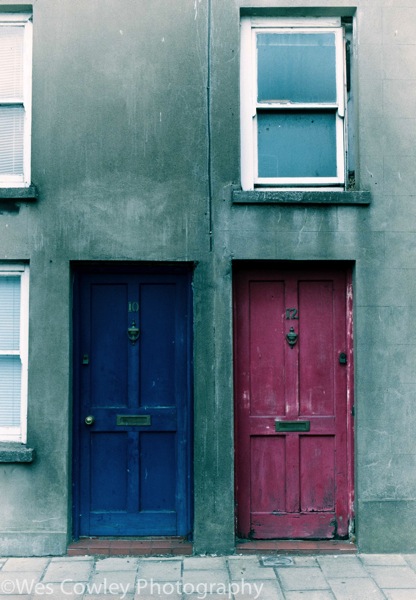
top-left (0, 553), bottom-right (416, 599)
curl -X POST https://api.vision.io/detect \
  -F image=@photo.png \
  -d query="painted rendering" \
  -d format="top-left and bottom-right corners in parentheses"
top-left (0, 0), bottom-right (414, 555)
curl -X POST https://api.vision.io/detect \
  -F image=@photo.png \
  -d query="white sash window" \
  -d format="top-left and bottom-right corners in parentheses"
top-left (0, 13), bottom-right (32, 187)
top-left (0, 265), bottom-right (29, 442)
top-left (241, 17), bottom-right (347, 190)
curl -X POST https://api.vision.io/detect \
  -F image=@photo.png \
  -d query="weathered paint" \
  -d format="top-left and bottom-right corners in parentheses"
top-left (234, 265), bottom-right (353, 539)
top-left (73, 269), bottom-right (192, 538)
top-left (0, 0), bottom-right (415, 555)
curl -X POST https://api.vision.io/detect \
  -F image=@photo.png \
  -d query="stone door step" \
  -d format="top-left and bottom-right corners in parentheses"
top-left (67, 537), bottom-right (193, 557)
top-left (236, 539), bottom-right (357, 555)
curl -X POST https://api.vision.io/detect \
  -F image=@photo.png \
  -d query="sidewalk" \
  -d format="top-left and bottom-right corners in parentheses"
top-left (0, 553), bottom-right (415, 599)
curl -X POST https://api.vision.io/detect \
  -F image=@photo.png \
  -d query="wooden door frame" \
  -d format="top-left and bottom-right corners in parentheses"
top-left (232, 260), bottom-right (355, 540)
top-left (71, 262), bottom-right (194, 541)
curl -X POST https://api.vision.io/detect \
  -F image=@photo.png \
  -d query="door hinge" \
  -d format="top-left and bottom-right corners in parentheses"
top-left (351, 405), bottom-right (355, 417)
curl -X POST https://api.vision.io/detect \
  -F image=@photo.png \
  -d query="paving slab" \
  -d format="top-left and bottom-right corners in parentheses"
top-left (0, 557), bottom-right (49, 572)
top-left (183, 596), bottom-right (239, 600)
top-left (88, 596), bottom-right (134, 600)
top-left (90, 570), bottom-right (137, 589)
top-left (134, 589), bottom-right (180, 600)
top-left (327, 577), bottom-right (387, 600)
top-left (231, 580), bottom-right (284, 600)
top-left (135, 579), bottom-right (182, 598)
top-left (137, 559), bottom-right (182, 581)
top-left (36, 582), bottom-right (84, 598)
top-left (42, 559), bottom-right (94, 582)
top-left (95, 557), bottom-right (139, 571)
top-left (181, 570), bottom-right (229, 587)
top-left (384, 591), bottom-right (416, 600)
top-left (360, 554), bottom-right (408, 566)
top-left (366, 565), bottom-right (416, 588)
top-left (183, 556), bottom-right (227, 570)
top-left (284, 592), bottom-right (335, 600)
top-left (403, 554), bottom-right (416, 571)
top-left (0, 596), bottom-right (31, 600)
top-left (228, 557), bottom-right (277, 580)
top-left (276, 566), bottom-right (329, 591)
top-left (317, 556), bottom-right (368, 577)
top-left (0, 571), bottom-right (43, 592)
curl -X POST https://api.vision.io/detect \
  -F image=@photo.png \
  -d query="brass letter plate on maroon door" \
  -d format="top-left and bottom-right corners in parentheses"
top-left (275, 420), bottom-right (310, 432)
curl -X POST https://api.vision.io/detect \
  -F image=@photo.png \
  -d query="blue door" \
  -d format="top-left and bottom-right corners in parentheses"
top-left (73, 269), bottom-right (192, 537)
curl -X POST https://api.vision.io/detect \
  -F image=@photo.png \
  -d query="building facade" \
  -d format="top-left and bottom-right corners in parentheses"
top-left (0, 0), bottom-right (415, 555)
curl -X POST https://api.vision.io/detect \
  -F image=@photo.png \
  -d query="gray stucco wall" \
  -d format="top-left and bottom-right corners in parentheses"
top-left (0, 0), bottom-right (415, 555)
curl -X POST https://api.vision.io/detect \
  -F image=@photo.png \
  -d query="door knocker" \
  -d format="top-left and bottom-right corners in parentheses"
top-left (127, 321), bottom-right (140, 345)
top-left (286, 326), bottom-right (298, 348)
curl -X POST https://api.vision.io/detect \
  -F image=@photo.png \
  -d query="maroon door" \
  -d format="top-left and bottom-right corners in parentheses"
top-left (234, 265), bottom-right (353, 539)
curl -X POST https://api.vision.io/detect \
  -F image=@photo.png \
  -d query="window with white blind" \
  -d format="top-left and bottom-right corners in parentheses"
top-left (0, 13), bottom-right (32, 187)
top-left (0, 265), bottom-right (29, 442)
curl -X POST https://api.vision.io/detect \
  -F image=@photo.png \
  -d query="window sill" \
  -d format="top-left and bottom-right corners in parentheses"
top-left (0, 185), bottom-right (39, 201)
top-left (0, 442), bottom-right (35, 463)
top-left (232, 189), bottom-right (371, 205)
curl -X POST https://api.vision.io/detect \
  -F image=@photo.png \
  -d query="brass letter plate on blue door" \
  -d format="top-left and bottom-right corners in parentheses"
top-left (275, 420), bottom-right (310, 432)
top-left (117, 415), bottom-right (151, 426)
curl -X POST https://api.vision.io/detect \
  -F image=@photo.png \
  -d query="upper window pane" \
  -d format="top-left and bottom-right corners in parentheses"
top-left (0, 25), bottom-right (24, 100)
top-left (257, 32), bottom-right (337, 103)
top-left (0, 276), bottom-right (20, 350)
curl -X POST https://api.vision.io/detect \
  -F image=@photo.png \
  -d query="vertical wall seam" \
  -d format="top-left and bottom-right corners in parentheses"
top-left (207, 0), bottom-right (213, 252)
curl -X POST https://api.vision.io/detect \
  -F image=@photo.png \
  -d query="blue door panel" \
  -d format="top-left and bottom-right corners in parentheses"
top-left (140, 432), bottom-right (176, 511)
top-left (140, 283), bottom-right (177, 407)
top-left (89, 512), bottom-right (177, 536)
top-left (90, 283), bottom-right (129, 408)
top-left (90, 433), bottom-right (129, 511)
top-left (73, 269), bottom-right (192, 538)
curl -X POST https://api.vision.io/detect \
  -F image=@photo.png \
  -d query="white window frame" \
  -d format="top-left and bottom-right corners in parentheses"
top-left (240, 16), bottom-right (346, 191)
top-left (0, 264), bottom-right (29, 443)
top-left (0, 13), bottom-right (32, 188)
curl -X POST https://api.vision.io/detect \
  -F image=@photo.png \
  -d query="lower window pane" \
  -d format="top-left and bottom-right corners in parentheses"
top-left (0, 356), bottom-right (21, 427)
top-left (257, 110), bottom-right (337, 178)
top-left (0, 106), bottom-right (24, 176)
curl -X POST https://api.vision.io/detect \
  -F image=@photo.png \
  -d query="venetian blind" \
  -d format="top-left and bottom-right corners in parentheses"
top-left (0, 276), bottom-right (21, 427)
top-left (0, 25), bottom-right (24, 176)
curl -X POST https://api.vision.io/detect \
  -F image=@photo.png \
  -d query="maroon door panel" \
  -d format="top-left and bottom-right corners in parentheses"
top-left (234, 265), bottom-right (353, 539)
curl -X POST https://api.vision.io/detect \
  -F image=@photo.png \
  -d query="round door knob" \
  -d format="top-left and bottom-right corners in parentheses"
top-left (85, 415), bottom-right (95, 426)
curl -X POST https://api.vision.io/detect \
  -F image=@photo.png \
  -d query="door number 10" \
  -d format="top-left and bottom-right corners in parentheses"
top-left (286, 308), bottom-right (299, 320)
